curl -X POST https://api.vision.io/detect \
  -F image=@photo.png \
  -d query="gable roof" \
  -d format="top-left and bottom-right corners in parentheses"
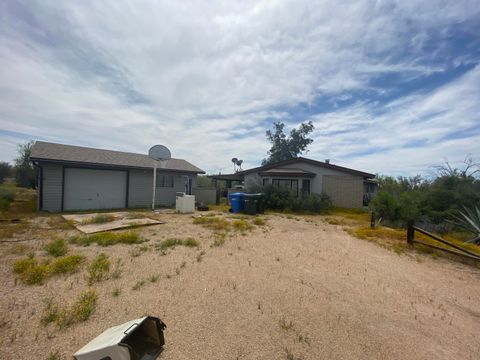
top-left (236, 157), bottom-right (374, 178)
top-left (30, 141), bottom-right (205, 174)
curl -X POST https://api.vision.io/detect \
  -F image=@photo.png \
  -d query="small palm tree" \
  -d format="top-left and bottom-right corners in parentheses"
top-left (450, 205), bottom-right (480, 244)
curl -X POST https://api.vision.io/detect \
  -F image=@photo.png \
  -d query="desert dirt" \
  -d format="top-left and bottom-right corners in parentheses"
top-left (1, 212), bottom-right (479, 360)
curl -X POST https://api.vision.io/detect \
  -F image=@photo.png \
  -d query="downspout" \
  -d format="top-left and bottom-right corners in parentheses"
top-left (151, 162), bottom-right (157, 210)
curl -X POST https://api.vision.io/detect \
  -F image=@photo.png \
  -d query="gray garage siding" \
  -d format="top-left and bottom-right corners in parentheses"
top-left (41, 163), bottom-right (63, 212)
top-left (128, 170), bottom-right (197, 208)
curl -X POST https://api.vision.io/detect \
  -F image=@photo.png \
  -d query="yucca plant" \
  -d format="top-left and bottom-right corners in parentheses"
top-left (450, 205), bottom-right (480, 244)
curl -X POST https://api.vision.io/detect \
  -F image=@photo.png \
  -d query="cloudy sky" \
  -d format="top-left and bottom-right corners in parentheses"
top-left (1, 0), bottom-right (479, 176)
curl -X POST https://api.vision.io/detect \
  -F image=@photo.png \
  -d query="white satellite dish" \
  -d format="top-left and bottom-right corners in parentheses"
top-left (148, 145), bottom-right (171, 160)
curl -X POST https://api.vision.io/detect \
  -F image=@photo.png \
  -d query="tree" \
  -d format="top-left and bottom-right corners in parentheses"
top-left (0, 162), bottom-right (12, 183)
top-left (14, 141), bottom-right (37, 188)
top-left (262, 121), bottom-right (315, 165)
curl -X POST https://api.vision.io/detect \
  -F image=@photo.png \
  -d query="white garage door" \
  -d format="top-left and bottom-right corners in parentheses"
top-left (64, 168), bottom-right (127, 211)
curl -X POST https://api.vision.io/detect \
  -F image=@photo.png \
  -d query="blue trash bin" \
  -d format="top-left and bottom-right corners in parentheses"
top-left (228, 192), bottom-right (245, 213)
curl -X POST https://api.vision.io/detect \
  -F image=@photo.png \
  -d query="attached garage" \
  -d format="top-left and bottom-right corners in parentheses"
top-left (63, 168), bottom-right (128, 211)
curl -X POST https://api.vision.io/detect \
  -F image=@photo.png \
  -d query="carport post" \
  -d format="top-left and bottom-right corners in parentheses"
top-left (152, 163), bottom-right (157, 210)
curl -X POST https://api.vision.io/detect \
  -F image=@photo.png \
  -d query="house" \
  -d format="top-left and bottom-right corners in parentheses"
top-left (29, 141), bottom-right (204, 212)
top-left (211, 157), bottom-right (376, 208)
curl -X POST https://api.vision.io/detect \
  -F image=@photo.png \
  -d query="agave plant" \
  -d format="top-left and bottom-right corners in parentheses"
top-left (450, 205), bottom-right (480, 244)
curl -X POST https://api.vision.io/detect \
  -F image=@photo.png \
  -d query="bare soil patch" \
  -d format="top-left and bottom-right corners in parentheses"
top-left (1, 212), bottom-right (479, 360)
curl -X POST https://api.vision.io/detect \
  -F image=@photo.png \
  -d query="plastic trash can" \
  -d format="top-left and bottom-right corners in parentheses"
top-left (243, 193), bottom-right (264, 214)
top-left (243, 197), bottom-right (257, 215)
top-left (73, 316), bottom-right (166, 360)
top-left (228, 192), bottom-right (245, 213)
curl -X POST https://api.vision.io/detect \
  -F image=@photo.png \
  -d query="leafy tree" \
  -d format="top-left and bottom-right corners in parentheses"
top-left (0, 162), bottom-right (11, 183)
top-left (262, 121), bottom-right (315, 165)
top-left (14, 141), bottom-right (37, 188)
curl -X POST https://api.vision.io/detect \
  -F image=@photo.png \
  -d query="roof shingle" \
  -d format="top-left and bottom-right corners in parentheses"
top-left (30, 141), bottom-right (205, 174)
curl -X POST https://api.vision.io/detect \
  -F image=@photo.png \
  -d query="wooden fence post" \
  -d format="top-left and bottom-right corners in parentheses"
top-left (370, 212), bottom-right (375, 229)
top-left (407, 221), bottom-right (414, 245)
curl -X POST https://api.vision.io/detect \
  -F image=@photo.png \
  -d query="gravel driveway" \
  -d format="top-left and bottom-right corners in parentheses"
top-left (1, 213), bottom-right (479, 359)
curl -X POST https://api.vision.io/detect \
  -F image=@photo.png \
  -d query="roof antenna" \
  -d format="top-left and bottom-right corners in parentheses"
top-left (231, 158), bottom-right (243, 172)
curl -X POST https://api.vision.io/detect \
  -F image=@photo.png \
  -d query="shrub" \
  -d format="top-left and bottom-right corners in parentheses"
top-left (69, 231), bottom-right (144, 247)
top-left (158, 237), bottom-right (198, 250)
top-left (370, 190), bottom-right (400, 221)
top-left (232, 219), bottom-right (254, 231)
top-left (193, 216), bottom-right (231, 231)
top-left (45, 239), bottom-right (68, 257)
top-left (252, 217), bottom-right (266, 226)
top-left (182, 237), bottom-right (199, 247)
top-left (0, 186), bottom-right (15, 211)
top-left (260, 185), bottom-right (331, 213)
top-left (88, 254), bottom-right (110, 284)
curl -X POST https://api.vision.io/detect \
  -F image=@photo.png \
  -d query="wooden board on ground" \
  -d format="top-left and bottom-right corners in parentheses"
top-left (62, 212), bottom-right (164, 234)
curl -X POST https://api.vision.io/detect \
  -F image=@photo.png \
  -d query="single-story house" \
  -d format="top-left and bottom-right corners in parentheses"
top-left (211, 157), bottom-right (376, 208)
top-left (30, 141), bottom-right (205, 212)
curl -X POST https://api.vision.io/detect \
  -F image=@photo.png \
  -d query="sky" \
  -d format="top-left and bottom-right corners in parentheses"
top-left (1, 0), bottom-right (479, 177)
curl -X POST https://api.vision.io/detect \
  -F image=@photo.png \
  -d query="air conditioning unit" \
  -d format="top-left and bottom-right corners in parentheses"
top-left (176, 194), bottom-right (195, 213)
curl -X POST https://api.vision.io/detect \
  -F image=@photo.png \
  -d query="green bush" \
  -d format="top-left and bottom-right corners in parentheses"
top-left (49, 255), bottom-right (85, 274)
top-left (45, 239), bottom-right (68, 257)
top-left (0, 186), bottom-right (15, 211)
top-left (370, 190), bottom-right (400, 221)
top-left (260, 185), bottom-right (331, 213)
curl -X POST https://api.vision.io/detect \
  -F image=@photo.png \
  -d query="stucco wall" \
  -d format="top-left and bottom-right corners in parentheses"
top-left (193, 187), bottom-right (217, 205)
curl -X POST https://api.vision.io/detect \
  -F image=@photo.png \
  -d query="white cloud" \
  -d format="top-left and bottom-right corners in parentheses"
top-left (0, 0), bottom-right (479, 175)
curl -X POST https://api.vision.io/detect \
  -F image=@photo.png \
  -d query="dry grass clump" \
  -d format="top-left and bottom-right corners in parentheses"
top-left (252, 217), bottom-right (267, 226)
top-left (46, 216), bottom-right (76, 230)
top-left (232, 219), bottom-right (254, 231)
top-left (132, 279), bottom-right (145, 290)
top-left (69, 231), bottom-right (144, 247)
top-left (158, 237), bottom-right (199, 250)
top-left (41, 289), bottom-right (98, 328)
top-left (211, 233), bottom-right (226, 247)
top-left (45, 239), bottom-right (68, 257)
top-left (193, 216), bottom-right (231, 231)
top-left (81, 214), bottom-right (116, 225)
top-left (13, 255), bottom-right (85, 285)
top-left (87, 254), bottom-right (110, 285)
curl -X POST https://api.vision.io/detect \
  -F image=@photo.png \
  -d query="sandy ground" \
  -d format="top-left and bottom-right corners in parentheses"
top-left (0, 213), bottom-right (479, 360)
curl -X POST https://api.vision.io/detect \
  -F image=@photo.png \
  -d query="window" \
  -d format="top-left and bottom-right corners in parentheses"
top-left (301, 179), bottom-right (310, 196)
top-left (272, 179), bottom-right (298, 195)
top-left (156, 174), bottom-right (174, 188)
top-left (262, 178), bottom-right (269, 186)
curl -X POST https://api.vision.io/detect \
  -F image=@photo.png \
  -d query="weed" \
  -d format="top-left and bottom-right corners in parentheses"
top-left (211, 233), bottom-right (226, 247)
top-left (232, 219), bottom-right (254, 231)
top-left (391, 242), bottom-right (407, 255)
top-left (111, 259), bottom-right (123, 279)
top-left (129, 245), bottom-right (148, 257)
top-left (285, 348), bottom-right (303, 360)
top-left (41, 289), bottom-right (97, 328)
top-left (132, 280), bottom-right (145, 290)
top-left (45, 239), bottom-right (68, 257)
top-left (252, 217), bottom-right (266, 226)
top-left (81, 214), bottom-right (115, 225)
top-left (279, 317), bottom-right (294, 331)
top-left (193, 216), bottom-right (231, 231)
top-left (148, 274), bottom-right (159, 283)
top-left (13, 255), bottom-right (84, 285)
top-left (158, 237), bottom-right (198, 250)
top-left (197, 250), bottom-right (206, 262)
top-left (88, 254), bottom-right (110, 285)
top-left (46, 350), bottom-right (62, 360)
top-left (47, 216), bottom-right (75, 230)
top-left (7, 244), bottom-right (30, 255)
top-left (49, 255), bottom-right (85, 275)
top-left (112, 288), bottom-right (121, 297)
top-left (183, 237), bottom-right (199, 247)
top-left (69, 231), bottom-right (144, 247)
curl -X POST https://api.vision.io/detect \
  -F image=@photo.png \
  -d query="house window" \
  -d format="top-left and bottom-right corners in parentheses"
top-left (262, 178), bottom-right (269, 186)
top-left (301, 179), bottom-right (310, 196)
top-left (272, 179), bottom-right (298, 195)
top-left (156, 174), bottom-right (174, 188)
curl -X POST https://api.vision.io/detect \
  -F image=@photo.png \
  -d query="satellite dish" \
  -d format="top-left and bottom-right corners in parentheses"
top-left (236, 159), bottom-right (243, 166)
top-left (231, 157), bottom-right (238, 164)
top-left (148, 145), bottom-right (171, 160)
